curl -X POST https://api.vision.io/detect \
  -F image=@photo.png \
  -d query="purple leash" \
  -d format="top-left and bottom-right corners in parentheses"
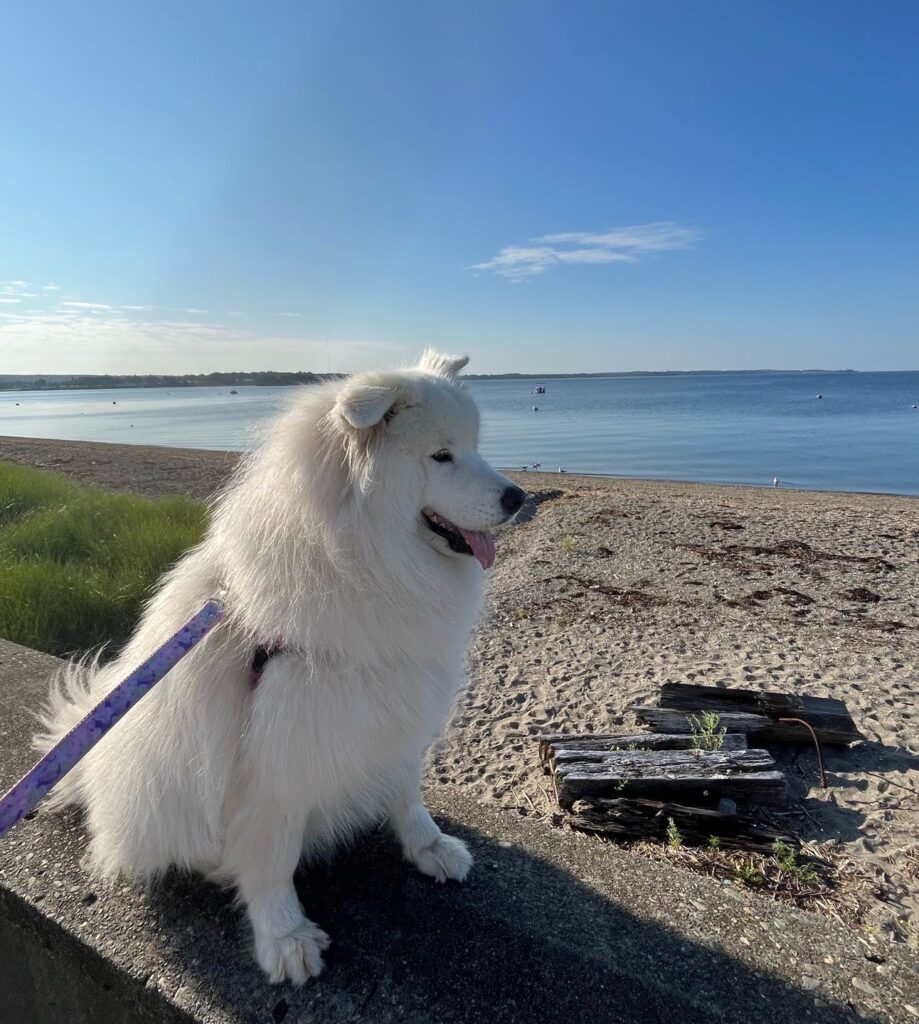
top-left (0, 598), bottom-right (226, 840)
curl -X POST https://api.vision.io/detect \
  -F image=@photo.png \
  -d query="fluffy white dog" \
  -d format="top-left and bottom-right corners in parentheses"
top-left (34, 350), bottom-right (525, 984)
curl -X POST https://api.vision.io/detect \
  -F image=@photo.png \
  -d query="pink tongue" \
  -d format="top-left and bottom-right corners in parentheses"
top-left (458, 527), bottom-right (496, 570)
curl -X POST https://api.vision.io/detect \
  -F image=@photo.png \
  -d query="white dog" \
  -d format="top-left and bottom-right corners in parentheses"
top-left (34, 350), bottom-right (525, 984)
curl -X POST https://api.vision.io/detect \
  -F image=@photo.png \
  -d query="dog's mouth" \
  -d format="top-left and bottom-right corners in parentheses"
top-left (422, 510), bottom-right (496, 570)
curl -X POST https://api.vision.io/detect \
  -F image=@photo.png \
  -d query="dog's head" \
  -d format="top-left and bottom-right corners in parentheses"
top-left (332, 349), bottom-right (525, 570)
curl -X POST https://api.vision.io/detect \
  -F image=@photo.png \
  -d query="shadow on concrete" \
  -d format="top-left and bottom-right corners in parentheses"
top-left (146, 814), bottom-right (883, 1024)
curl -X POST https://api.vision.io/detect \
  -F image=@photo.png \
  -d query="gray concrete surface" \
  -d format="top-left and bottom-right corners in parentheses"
top-left (1, 638), bottom-right (916, 1024)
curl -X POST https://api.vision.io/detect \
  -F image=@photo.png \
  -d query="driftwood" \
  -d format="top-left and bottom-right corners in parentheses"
top-left (568, 796), bottom-right (798, 852)
top-left (657, 683), bottom-right (864, 745)
top-left (631, 707), bottom-right (770, 736)
top-left (552, 748), bottom-right (786, 809)
top-left (538, 731), bottom-right (747, 769)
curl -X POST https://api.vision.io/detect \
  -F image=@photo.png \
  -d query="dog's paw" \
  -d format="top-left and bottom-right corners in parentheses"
top-left (409, 833), bottom-right (473, 883)
top-left (254, 918), bottom-right (331, 985)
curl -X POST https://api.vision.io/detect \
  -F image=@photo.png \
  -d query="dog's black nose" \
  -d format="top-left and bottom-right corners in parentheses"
top-left (501, 486), bottom-right (526, 515)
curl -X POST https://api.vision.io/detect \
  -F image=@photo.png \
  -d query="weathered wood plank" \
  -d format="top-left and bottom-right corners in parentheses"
top-left (551, 738), bottom-right (749, 767)
top-left (631, 706), bottom-right (771, 735)
top-left (555, 769), bottom-right (786, 809)
top-left (657, 682), bottom-right (865, 745)
top-left (567, 796), bottom-right (798, 852)
top-left (537, 731), bottom-right (747, 768)
top-left (552, 748), bottom-right (786, 809)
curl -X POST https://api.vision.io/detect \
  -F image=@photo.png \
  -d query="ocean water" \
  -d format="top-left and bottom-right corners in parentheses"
top-left (1, 371), bottom-right (917, 496)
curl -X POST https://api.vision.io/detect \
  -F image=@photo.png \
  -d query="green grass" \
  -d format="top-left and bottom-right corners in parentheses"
top-left (0, 462), bottom-right (207, 657)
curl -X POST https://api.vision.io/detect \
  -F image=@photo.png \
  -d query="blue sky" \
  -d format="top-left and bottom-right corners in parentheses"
top-left (2, 1), bottom-right (917, 374)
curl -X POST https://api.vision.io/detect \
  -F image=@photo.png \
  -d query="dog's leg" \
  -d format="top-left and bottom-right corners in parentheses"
top-left (223, 799), bottom-right (330, 984)
top-left (384, 760), bottom-right (473, 883)
top-left (220, 662), bottom-right (331, 985)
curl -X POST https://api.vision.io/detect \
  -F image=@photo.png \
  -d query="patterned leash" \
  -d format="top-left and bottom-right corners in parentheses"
top-left (0, 598), bottom-right (226, 840)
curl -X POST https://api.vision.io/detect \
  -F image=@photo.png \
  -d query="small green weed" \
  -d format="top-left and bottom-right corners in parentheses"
top-left (689, 710), bottom-right (727, 751)
top-left (666, 817), bottom-right (682, 850)
top-left (734, 858), bottom-right (765, 887)
top-left (772, 841), bottom-right (819, 885)
top-left (560, 534), bottom-right (577, 553)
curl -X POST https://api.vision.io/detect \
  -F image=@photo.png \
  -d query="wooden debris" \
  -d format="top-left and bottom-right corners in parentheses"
top-left (568, 796), bottom-right (798, 852)
top-left (552, 747), bottom-right (786, 809)
top-left (538, 731), bottom-right (747, 770)
top-left (657, 682), bottom-right (864, 745)
top-left (631, 706), bottom-right (770, 735)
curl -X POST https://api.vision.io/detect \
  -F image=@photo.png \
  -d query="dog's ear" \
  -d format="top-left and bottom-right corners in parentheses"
top-left (337, 383), bottom-right (400, 430)
top-left (417, 348), bottom-right (469, 381)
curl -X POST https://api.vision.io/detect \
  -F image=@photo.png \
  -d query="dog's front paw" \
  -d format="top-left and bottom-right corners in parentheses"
top-left (409, 833), bottom-right (473, 883)
top-left (254, 918), bottom-right (331, 985)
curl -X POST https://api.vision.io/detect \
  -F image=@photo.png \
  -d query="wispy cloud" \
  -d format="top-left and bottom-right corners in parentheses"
top-left (1, 278), bottom-right (409, 372)
top-left (471, 221), bottom-right (701, 281)
top-left (0, 306), bottom-right (407, 374)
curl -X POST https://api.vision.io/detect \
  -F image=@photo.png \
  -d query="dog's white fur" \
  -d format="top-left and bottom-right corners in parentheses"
top-left (34, 350), bottom-right (522, 984)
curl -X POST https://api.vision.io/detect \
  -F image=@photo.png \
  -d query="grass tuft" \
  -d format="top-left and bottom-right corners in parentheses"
top-left (0, 462), bottom-right (207, 657)
top-left (689, 710), bottom-right (727, 751)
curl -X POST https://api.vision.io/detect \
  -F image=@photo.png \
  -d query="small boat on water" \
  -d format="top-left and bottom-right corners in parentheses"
top-left (534, 385), bottom-right (546, 394)
top-left (230, 389), bottom-right (238, 395)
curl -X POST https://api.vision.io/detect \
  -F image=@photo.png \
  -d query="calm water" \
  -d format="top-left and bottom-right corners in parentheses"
top-left (1, 372), bottom-right (917, 496)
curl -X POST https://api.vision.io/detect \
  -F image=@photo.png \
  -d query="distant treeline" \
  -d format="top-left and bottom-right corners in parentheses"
top-left (0, 371), bottom-right (344, 391)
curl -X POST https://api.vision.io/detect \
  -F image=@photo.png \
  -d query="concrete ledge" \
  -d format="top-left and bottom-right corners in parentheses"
top-left (1, 639), bottom-right (916, 1024)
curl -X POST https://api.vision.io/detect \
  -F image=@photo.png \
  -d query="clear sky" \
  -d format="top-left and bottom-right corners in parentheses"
top-left (2, 1), bottom-right (917, 375)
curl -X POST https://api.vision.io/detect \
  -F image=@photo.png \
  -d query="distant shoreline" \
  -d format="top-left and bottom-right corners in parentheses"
top-left (0, 371), bottom-right (343, 392)
top-left (5, 368), bottom-right (919, 392)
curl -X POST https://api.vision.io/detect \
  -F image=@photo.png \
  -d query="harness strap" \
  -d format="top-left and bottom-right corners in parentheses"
top-left (249, 642), bottom-right (286, 687)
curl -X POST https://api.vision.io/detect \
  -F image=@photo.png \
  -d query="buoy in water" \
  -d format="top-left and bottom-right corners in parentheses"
top-left (816, 394), bottom-right (822, 399)
top-left (533, 406), bottom-right (539, 411)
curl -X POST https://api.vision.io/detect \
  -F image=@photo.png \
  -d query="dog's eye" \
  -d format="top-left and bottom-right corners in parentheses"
top-left (431, 450), bottom-right (453, 463)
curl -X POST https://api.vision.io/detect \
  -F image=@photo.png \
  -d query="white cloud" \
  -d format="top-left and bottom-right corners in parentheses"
top-left (0, 297), bottom-right (21, 304)
top-left (41, 284), bottom-right (60, 291)
top-left (59, 300), bottom-right (113, 310)
top-left (184, 307), bottom-right (208, 314)
top-left (0, 307), bottom-right (408, 374)
top-left (120, 304), bottom-right (154, 311)
top-left (4, 280), bottom-right (29, 289)
top-left (279, 312), bottom-right (303, 318)
top-left (471, 221), bottom-right (701, 281)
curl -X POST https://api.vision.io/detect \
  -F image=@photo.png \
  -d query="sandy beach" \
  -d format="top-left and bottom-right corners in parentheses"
top-left (1, 434), bottom-right (916, 944)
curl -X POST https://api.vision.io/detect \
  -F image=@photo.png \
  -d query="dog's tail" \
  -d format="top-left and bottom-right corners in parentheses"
top-left (31, 651), bottom-right (106, 811)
